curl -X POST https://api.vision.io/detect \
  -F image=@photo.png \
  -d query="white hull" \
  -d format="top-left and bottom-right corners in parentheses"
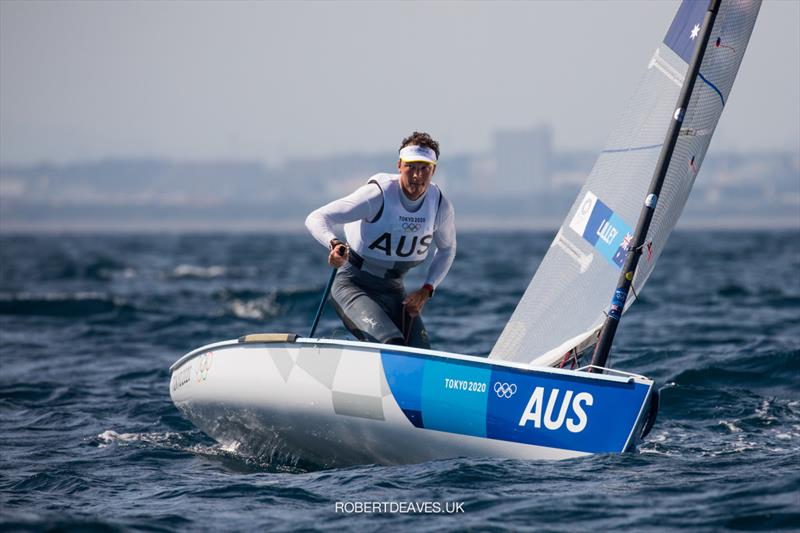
top-left (170, 336), bottom-right (655, 467)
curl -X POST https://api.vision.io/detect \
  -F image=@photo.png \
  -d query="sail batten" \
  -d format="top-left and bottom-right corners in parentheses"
top-left (490, 0), bottom-right (761, 366)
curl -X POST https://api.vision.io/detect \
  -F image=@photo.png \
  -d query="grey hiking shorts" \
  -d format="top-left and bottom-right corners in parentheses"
top-left (330, 264), bottom-right (430, 349)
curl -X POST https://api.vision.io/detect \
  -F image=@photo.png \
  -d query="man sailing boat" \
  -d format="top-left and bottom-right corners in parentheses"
top-left (306, 132), bottom-right (456, 348)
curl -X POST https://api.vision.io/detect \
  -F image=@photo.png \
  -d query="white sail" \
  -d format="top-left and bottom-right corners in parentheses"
top-left (490, 0), bottom-right (762, 366)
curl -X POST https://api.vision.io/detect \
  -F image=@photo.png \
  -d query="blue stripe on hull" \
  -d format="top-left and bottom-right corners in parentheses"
top-left (381, 351), bottom-right (650, 454)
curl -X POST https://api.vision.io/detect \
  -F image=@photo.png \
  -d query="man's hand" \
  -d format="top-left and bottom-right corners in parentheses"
top-left (328, 242), bottom-right (349, 268)
top-left (403, 286), bottom-right (432, 317)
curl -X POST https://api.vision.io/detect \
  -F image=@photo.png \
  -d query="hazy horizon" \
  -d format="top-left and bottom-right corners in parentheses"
top-left (1, 0), bottom-right (798, 167)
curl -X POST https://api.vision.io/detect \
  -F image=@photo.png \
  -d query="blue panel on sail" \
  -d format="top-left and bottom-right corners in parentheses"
top-left (582, 200), bottom-right (612, 247)
top-left (598, 213), bottom-right (633, 269)
top-left (569, 192), bottom-right (634, 270)
top-left (664, 0), bottom-right (709, 63)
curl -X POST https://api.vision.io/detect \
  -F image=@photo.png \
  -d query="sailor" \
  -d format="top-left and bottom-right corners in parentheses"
top-left (305, 131), bottom-right (456, 349)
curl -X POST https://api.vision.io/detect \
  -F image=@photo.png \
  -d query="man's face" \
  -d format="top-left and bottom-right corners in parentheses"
top-left (398, 160), bottom-right (436, 200)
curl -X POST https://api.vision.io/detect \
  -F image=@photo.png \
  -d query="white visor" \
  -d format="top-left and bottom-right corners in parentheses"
top-left (399, 145), bottom-right (437, 164)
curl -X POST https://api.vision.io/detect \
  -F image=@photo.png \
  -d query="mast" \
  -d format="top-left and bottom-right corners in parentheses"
top-left (590, 0), bottom-right (721, 372)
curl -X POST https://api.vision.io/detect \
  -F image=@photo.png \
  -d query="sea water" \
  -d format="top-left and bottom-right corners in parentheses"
top-left (1, 231), bottom-right (798, 531)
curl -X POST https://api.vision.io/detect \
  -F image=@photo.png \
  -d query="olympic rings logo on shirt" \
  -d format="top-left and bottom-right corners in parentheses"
top-left (493, 382), bottom-right (517, 398)
top-left (401, 222), bottom-right (422, 232)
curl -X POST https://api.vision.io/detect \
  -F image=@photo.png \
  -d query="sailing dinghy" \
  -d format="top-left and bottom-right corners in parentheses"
top-left (169, 0), bottom-right (761, 467)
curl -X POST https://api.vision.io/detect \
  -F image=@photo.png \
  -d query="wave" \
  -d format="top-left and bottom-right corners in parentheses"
top-left (668, 349), bottom-right (800, 393)
top-left (83, 257), bottom-right (135, 281)
top-left (0, 286), bottom-right (322, 320)
top-left (169, 264), bottom-right (227, 279)
top-left (216, 287), bottom-right (328, 321)
top-left (92, 429), bottom-right (308, 474)
top-left (0, 517), bottom-right (124, 532)
top-left (3, 254), bottom-right (137, 282)
top-left (94, 429), bottom-right (187, 448)
top-left (0, 292), bottom-right (132, 317)
top-left (9, 469), bottom-right (94, 495)
top-left (226, 296), bottom-right (281, 320)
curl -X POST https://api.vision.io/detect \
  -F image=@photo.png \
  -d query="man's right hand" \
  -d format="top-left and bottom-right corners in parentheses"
top-left (328, 241), bottom-right (349, 268)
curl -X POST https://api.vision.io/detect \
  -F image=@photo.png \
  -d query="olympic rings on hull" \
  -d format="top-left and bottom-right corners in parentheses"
top-left (494, 382), bottom-right (517, 398)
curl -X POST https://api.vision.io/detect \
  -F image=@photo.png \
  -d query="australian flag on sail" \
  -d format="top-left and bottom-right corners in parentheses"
top-left (664, 0), bottom-right (710, 63)
top-left (612, 233), bottom-right (634, 267)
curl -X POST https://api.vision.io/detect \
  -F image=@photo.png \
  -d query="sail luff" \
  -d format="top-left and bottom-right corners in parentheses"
top-left (590, 0), bottom-right (721, 372)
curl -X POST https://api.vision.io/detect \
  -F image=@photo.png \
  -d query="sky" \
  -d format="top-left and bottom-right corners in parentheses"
top-left (1, 0), bottom-right (798, 166)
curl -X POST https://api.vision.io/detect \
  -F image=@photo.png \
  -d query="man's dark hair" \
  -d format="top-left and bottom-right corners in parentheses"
top-left (400, 132), bottom-right (440, 159)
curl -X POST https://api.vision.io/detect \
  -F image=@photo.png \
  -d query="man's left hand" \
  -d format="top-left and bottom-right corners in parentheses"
top-left (403, 287), bottom-right (432, 317)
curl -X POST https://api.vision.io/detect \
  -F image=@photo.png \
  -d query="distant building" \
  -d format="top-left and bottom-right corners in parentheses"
top-left (493, 125), bottom-right (553, 194)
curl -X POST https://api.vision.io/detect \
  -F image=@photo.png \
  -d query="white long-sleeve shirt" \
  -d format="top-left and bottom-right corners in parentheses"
top-left (306, 175), bottom-right (456, 288)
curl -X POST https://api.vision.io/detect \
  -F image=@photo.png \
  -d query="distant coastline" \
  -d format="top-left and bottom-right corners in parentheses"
top-left (1, 142), bottom-right (798, 233)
